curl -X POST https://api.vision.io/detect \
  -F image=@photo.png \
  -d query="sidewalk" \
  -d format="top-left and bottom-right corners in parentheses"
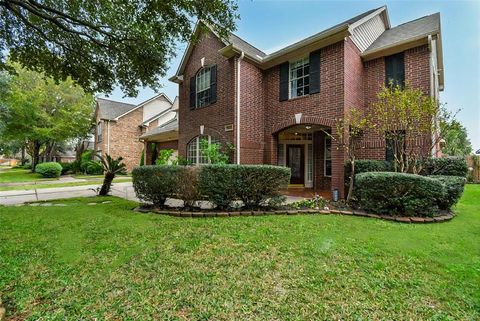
top-left (0, 182), bottom-right (137, 205)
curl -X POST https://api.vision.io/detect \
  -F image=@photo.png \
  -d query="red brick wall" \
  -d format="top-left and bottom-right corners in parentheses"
top-left (239, 59), bottom-right (264, 164)
top-left (178, 31), bottom-right (236, 158)
top-left (108, 108), bottom-right (144, 171)
top-left (262, 41), bottom-right (346, 196)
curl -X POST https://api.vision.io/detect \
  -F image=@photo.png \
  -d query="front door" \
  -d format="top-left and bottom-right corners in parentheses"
top-left (287, 145), bottom-right (305, 185)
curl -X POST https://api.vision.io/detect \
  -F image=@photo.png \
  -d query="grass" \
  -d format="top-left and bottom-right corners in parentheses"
top-left (0, 178), bottom-right (132, 191)
top-left (0, 186), bottom-right (479, 320)
top-left (0, 168), bottom-right (55, 183)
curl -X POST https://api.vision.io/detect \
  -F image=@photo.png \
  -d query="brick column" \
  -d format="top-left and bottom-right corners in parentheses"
top-left (145, 141), bottom-right (153, 165)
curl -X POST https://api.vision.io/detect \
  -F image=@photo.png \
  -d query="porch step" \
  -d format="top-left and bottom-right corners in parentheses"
top-left (288, 184), bottom-right (304, 189)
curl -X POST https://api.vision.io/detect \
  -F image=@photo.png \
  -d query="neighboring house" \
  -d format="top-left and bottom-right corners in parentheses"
top-left (166, 5), bottom-right (444, 198)
top-left (94, 93), bottom-right (176, 171)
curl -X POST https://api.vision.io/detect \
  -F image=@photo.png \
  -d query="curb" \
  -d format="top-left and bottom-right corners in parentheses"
top-left (133, 207), bottom-right (454, 223)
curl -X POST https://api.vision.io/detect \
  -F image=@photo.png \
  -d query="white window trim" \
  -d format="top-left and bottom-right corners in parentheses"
top-left (289, 57), bottom-right (310, 99)
top-left (187, 135), bottom-right (219, 165)
top-left (324, 135), bottom-right (332, 177)
top-left (196, 66), bottom-right (211, 108)
top-left (97, 121), bottom-right (103, 143)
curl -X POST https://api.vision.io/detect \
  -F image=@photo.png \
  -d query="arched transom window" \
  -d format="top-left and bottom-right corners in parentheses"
top-left (187, 135), bottom-right (220, 164)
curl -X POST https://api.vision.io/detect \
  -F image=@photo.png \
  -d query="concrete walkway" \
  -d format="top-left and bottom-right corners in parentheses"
top-left (0, 182), bottom-right (137, 205)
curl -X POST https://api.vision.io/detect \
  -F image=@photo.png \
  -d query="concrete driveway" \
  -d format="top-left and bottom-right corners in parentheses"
top-left (0, 182), bottom-right (137, 205)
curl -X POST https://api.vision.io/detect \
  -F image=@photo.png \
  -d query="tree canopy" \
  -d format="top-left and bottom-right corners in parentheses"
top-left (0, 63), bottom-right (94, 169)
top-left (0, 0), bottom-right (238, 96)
top-left (441, 119), bottom-right (473, 156)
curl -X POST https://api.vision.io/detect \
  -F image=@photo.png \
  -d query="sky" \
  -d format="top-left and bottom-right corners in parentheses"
top-left (100, 0), bottom-right (480, 150)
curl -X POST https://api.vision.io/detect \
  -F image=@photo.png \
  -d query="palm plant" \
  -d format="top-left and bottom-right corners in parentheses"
top-left (98, 154), bottom-right (127, 196)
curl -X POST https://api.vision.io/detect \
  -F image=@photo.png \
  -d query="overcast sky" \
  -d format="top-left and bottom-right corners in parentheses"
top-left (100, 0), bottom-right (480, 150)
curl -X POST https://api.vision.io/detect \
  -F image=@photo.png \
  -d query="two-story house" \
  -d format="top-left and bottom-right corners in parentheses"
top-left (94, 93), bottom-right (177, 171)
top-left (166, 6), bottom-right (443, 198)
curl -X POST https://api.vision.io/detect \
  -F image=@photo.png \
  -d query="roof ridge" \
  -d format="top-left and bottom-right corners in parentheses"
top-left (96, 97), bottom-right (136, 106)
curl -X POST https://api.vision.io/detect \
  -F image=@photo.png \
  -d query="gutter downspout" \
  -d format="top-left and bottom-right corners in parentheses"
top-left (236, 51), bottom-right (244, 164)
top-left (428, 35), bottom-right (439, 157)
top-left (107, 120), bottom-right (111, 155)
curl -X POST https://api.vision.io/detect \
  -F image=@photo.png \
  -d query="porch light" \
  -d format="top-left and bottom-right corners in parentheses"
top-left (305, 126), bottom-right (311, 130)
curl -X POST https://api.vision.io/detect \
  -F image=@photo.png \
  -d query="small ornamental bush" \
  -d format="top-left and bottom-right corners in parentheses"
top-left (423, 157), bottom-right (468, 177)
top-left (132, 165), bottom-right (178, 206)
top-left (86, 161), bottom-right (103, 175)
top-left (355, 172), bottom-right (444, 217)
top-left (429, 175), bottom-right (466, 210)
top-left (198, 165), bottom-right (290, 210)
top-left (35, 162), bottom-right (62, 178)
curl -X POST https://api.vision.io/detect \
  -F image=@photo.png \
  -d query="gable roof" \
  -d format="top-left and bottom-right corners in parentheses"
top-left (171, 6), bottom-right (387, 80)
top-left (139, 117), bottom-right (178, 140)
top-left (113, 93), bottom-right (172, 120)
top-left (364, 13), bottom-right (440, 54)
top-left (96, 98), bottom-right (136, 120)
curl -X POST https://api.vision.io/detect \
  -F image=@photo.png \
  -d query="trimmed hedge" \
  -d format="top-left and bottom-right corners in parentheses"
top-left (423, 157), bottom-right (468, 177)
top-left (35, 162), bottom-right (62, 178)
top-left (132, 165), bottom-right (178, 206)
top-left (198, 165), bottom-right (290, 209)
top-left (345, 159), bottom-right (392, 185)
top-left (132, 164), bottom-right (290, 210)
top-left (429, 175), bottom-right (466, 210)
top-left (355, 172), bottom-right (444, 217)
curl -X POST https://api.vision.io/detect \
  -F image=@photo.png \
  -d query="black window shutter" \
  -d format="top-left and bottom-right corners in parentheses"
top-left (385, 52), bottom-right (405, 88)
top-left (279, 62), bottom-right (289, 102)
top-left (210, 65), bottom-right (217, 104)
top-left (189, 76), bottom-right (196, 109)
top-left (309, 50), bottom-right (321, 94)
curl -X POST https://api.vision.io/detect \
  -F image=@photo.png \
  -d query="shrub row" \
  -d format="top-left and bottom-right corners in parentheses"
top-left (422, 157), bottom-right (468, 177)
top-left (35, 162), bottom-right (62, 178)
top-left (355, 172), bottom-right (465, 217)
top-left (132, 165), bottom-right (291, 210)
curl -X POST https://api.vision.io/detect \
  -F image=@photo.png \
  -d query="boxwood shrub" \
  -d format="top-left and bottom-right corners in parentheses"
top-left (35, 162), bottom-right (62, 178)
top-left (429, 175), bottom-right (466, 210)
top-left (198, 165), bottom-right (290, 210)
top-left (423, 157), bottom-right (468, 177)
top-left (132, 165), bottom-right (178, 206)
top-left (355, 172), bottom-right (444, 217)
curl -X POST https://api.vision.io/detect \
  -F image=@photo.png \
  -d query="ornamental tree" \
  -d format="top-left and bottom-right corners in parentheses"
top-left (0, 0), bottom-right (238, 96)
top-left (370, 82), bottom-right (451, 174)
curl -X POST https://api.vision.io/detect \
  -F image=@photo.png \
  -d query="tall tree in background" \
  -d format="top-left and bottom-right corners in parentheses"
top-left (0, 63), bottom-right (94, 170)
top-left (0, 0), bottom-right (238, 96)
top-left (441, 119), bottom-right (472, 156)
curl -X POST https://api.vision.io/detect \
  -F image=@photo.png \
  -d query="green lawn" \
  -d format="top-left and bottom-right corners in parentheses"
top-left (0, 186), bottom-right (479, 320)
top-left (0, 178), bottom-right (132, 191)
top-left (0, 168), bottom-right (54, 183)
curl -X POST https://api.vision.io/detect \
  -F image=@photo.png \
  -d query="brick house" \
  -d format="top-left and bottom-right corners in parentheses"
top-left (165, 6), bottom-right (443, 198)
top-left (94, 93), bottom-right (177, 171)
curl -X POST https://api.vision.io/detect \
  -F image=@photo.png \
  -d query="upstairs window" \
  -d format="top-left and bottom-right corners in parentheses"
top-left (196, 67), bottom-right (211, 108)
top-left (97, 121), bottom-right (103, 143)
top-left (190, 65), bottom-right (217, 109)
top-left (290, 57), bottom-right (310, 98)
top-left (385, 52), bottom-right (405, 88)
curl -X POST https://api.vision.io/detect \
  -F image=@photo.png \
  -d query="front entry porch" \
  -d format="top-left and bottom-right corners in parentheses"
top-left (276, 124), bottom-right (333, 195)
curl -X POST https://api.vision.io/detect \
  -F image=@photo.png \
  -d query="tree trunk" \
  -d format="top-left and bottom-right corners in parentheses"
top-left (75, 139), bottom-right (85, 162)
top-left (347, 158), bottom-right (355, 202)
top-left (99, 172), bottom-right (115, 196)
top-left (30, 140), bottom-right (41, 172)
top-left (21, 145), bottom-right (26, 165)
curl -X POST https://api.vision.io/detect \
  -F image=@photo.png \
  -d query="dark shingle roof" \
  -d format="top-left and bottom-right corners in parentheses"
top-left (365, 13), bottom-right (440, 53)
top-left (140, 117), bottom-right (178, 139)
top-left (228, 33), bottom-right (266, 58)
top-left (96, 98), bottom-right (136, 120)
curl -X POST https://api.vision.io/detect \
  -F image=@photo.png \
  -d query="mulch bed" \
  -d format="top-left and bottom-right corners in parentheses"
top-left (133, 206), bottom-right (454, 223)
